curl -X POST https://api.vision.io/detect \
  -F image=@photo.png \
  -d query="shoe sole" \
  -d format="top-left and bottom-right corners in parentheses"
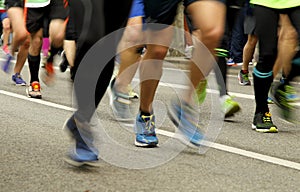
top-left (134, 140), bottom-right (158, 148)
top-left (251, 124), bottom-right (278, 133)
top-left (63, 157), bottom-right (102, 167)
top-left (26, 89), bottom-right (42, 99)
top-left (15, 83), bottom-right (26, 86)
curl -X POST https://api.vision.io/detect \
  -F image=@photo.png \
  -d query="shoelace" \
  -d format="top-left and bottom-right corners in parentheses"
top-left (263, 112), bottom-right (272, 123)
top-left (242, 73), bottom-right (249, 81)
top-left (141, 115), bottom-right (155, 134)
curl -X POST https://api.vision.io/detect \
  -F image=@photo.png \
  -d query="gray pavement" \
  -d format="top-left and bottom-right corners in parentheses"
top-left (0, 56), bottom-right (299, 192)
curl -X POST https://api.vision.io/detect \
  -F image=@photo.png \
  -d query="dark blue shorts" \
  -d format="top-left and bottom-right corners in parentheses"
top-left (0, 12), bottom-right (8, 22)
top-left (129, 0), bottom-right (145, 18)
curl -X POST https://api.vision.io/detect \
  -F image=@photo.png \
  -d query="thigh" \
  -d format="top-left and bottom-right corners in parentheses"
top-left (186, 0), bottom-right (226, 37)
top-left (279, 14), bottom-right (297, 40)
top-left (288, 6), bottom-right (300, 43)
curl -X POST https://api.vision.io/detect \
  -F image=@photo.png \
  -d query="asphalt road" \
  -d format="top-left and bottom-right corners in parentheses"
top-left (1, 56), bottom-right (299, 192)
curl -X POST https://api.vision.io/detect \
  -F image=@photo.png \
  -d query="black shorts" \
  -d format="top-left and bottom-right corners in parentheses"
top-left (25, 0), bottom-right (69, 34)
top-left (65, 0), bottom-right (77, 41)
top-left (144, 0), bottom-right (226, 29)
top-left (244, 15), bottom-right (255, 35)
top-left (5, 0), bottom-right (24, 9)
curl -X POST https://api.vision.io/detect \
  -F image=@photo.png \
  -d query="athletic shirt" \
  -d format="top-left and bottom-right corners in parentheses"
top-left (250, 0), bottom-right (300, 9)
top-left (0, 0), bottom-right (5, 12)
top-left (25, 0), bottom-right (50, 8)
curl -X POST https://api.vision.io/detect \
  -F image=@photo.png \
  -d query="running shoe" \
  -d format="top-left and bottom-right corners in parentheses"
top-left (238, 70), bottom-right (251, 86)
top-left (63, 115), bottom-right (100, 167)
top-left (167, 98), bottom-right (203, 147)
top-left (267, 97), bottom-right (274, 104)
top-left (127, 84), bottom-right (139, 100)
top-left (59, 50), bottom-right (69, 73)
top-left (279, 77), bottom-right (300, 102)
top-left (1, 53), bottom-right (14, 73)
top-left (269, 82), bottom-right (295, 122)
top-left (26, 81), bottom-right (42, 99)
top-left (41, 55), bottom-right (48, 68)
top-left (2, 45), bottom-right (9, 54)
top-left (12, 73), bottom-right (26, 86)
top-left (109, 78), bottom-right (134, 121)
top-left (252, 112), bottom-right (278, 133)
top-left (134, 113), bottom-right (158, 147)
top-left (41, 61), bottom-right (55, 86)
top-left (220, 95), bottom-right (240, 118)
top-left (227, 58), bottom-right (235, 66)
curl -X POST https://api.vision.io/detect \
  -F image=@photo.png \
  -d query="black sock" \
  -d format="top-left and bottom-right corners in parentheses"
top-left (47, 46), bottom-right (61, 63)
top-left (216, 56), bottom-right (227, 96)
top-left (140, 111), bottom-right (151, 116)
top-left (28, 54), bottom-right (41, 83)
top-left (253, 72), bottom-right (272, 114)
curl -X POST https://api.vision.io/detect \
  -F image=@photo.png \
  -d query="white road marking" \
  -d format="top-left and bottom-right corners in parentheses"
top-left (1, 87), bottom-right (299, 171)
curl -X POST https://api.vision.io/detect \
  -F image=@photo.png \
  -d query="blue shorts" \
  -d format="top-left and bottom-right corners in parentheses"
top-left (0, 12), bottom-right (8, 22)
top-left (129, 0), bottom-right (145, 18)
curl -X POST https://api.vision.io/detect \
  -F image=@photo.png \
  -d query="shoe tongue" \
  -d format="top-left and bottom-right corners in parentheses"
top-left (264, 112), bottom-right (271, 117)
top-left (142, 115), bottom-right (152, 122)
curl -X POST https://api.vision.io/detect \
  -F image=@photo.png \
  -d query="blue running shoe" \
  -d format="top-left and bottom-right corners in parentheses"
top-left (63, 116), bottom-right (100, 167)
top-left (134, 114), bottom-right (158, 147)
top-left (267, 97), bottom-right (274, 104)
top-left (12, 73), bottom-right (26, 86)
top-left (227, 58), bottom-right (235, 66)
top-left (1, 53), bottom-right (14, 73)
top-left (167, 99), bottom-right (203, 147)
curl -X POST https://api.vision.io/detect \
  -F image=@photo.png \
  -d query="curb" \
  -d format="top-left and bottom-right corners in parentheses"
top-left (164, 56), bottom-right (254, 75)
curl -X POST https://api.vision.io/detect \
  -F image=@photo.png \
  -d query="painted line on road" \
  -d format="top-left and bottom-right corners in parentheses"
top-left (0, 90), bottom-right (75, 111)
top-left (1, 85), bottom-right (300, 171)
top-left (156, 130), bottom-right (300, 171)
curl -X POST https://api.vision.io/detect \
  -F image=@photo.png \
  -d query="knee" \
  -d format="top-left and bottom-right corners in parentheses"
top-left (50, 32), bottom-right (65, 47)
top-left (194, 27), bottom-right (224, 49)
top-left (122, 26), bottom-right (144, 47)
top-left (31, 35), bottom-right (43, 52)
top-left (279, 26), bottom-right (298, 42)
top-left (147, 46), bottom-right (168, 60)
top-left (14, 30), bottom-right (28, 43)
top-left (22, 36), bottom-right (30, 49)
top-left (2, 19), bottom-right (11, 33)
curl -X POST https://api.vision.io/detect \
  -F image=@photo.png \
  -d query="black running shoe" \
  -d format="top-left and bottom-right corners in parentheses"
top-left (252, 112), bottom-right (278, 133)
